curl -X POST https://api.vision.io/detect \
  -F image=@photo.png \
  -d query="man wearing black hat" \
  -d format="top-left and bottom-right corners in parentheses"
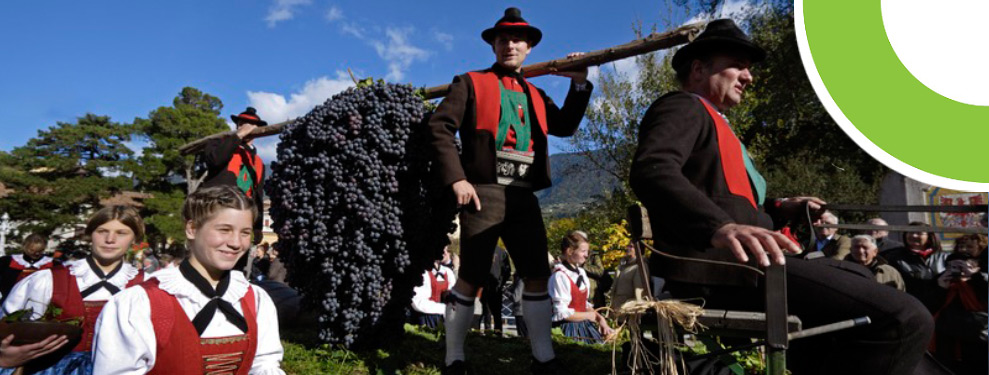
top-left (427, 7), bottom-right (591, 375)
top-left (201, 107), bottom-right (267, 245)
top-left (629, 19), bottom-right (934, 374)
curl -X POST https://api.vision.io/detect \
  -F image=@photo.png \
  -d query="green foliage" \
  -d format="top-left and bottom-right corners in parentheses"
top-left (281, 324), bottom-right (615, 375)
top-left (0, 114), bottom-right (136, 234)
top-left (133, 87), bottom-right (229, 246)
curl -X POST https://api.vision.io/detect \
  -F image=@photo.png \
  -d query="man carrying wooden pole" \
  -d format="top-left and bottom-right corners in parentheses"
top-left (427, 7), bottom-right (591, 375)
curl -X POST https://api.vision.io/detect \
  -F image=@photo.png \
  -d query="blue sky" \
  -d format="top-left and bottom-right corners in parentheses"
top-left (0, 1), bottom-right (750, 161)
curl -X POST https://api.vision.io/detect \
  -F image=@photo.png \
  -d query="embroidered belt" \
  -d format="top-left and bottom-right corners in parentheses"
top-left (495, 150), bottom-right (534, 188)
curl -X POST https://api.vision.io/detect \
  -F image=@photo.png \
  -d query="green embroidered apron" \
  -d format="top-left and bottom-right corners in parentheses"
top-left (494, 81), bottom-right (532, 152)
top-left (494, 80), bottom-right (536, 187)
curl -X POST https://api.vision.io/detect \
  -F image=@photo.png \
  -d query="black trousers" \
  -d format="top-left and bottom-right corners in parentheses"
top-left (663, 257), bottom-right (934, 375)
top-left (457, 184), bottom-right (549, 287)
top-left (480, 280), bottom-right (504, 332)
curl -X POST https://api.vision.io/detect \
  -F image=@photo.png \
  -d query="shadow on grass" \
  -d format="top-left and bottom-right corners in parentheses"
top-left (280, 312), bottom-right (616, 375)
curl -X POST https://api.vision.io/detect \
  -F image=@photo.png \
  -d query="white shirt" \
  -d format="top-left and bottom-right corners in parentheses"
top-left (92, 267), bottom-right (284, 375)
top-left (411, 265), bottom-right (456, 315)
top-left (548, 264), bottom-right (592, 322)
top-left (2, 259), bottom-right (140, 318)
top-left (10, 254), bottom-right (54, 269)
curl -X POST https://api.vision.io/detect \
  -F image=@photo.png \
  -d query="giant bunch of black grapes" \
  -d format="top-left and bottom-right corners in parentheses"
top-left (266, 82), bottom-right (456, 349)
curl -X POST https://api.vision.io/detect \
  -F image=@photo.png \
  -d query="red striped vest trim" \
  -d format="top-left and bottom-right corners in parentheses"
top-left (697, 98), bottom-right (757, 208)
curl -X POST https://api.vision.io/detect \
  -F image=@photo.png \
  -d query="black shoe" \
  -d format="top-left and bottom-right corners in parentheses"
top-left (530, 357), bottom-right (567, 375)
top-left (442, 360), bottom-right (469, 375)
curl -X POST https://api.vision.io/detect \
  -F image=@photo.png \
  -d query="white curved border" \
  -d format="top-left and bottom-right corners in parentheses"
top-left (794, 0), bottom-right (989, 192)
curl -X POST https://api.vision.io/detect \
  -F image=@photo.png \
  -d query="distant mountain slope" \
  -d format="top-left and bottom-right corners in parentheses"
top-left (535, 151), bottom-right (620, 218)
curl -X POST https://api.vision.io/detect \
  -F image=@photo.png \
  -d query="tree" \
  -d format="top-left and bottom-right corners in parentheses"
top-left (0, 114), bottom-right (136, 234)
top-left (133, 87), bottom-right (229, 247)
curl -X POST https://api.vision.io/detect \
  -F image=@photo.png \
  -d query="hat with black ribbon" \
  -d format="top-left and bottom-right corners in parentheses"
top-left (671, 19), bottom-right (766, 72)
top-left (230, 107), bottom-right (268, 126)
top-left (481, 7), bottom-right (543, 47)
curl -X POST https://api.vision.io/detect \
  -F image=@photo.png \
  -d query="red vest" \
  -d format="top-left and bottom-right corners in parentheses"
top-left (9, 258), bottom-right (54, 282)
top-left (225, 146), bottom-right (264, 198)
top-left (48, 264), bottom-right (144, 352)
top-left (142, 279), bottom-right (258, 375)
top-left (428, 270), bottom-right (450, 303)
top-left (697, 98), bottom-right (757, 209)
top-left (467, 71), bottom-right (549, 150)
top-left (559, 270), bottom-right (589, 313)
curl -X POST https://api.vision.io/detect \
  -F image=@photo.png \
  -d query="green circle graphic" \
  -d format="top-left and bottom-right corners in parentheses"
top-left (803, 1), bottom-right (987, 184)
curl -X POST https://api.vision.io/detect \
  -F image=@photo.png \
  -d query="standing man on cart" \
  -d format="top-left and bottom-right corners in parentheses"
top-left (428, 7), bottom-right (593, 375)
top-left (629, 19), bottom-right (934, 375)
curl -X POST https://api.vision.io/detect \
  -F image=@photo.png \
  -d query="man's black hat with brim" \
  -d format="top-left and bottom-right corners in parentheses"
top-left (671, 19), bottom-right (766, 72)
top-left (230, 107), bottom-right (268, 126)
top-left (481, 7), bottom-right (543, 47)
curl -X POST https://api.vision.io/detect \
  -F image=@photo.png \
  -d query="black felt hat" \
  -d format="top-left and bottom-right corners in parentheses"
top-left (230, 107), bottom-right (268, 126)
top-left (481, 7), bottom-right (543, 47)
top-left (671, 19), bottom-right (766, 72)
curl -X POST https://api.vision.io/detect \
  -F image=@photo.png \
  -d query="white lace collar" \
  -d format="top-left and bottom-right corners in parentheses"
top-left (11, 254), bottom-right (53, 268)
top-left (151, 266), bottom-right (249, 305)
top-left (553, 263), bottom-right (587, 287)
top-left (66, 258), bottom-right (140, 288)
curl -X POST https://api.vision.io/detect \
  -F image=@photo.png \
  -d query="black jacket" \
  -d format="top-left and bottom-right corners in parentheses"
top-left (200, 133), bottom-right (265, 245)
top-left (630, 91), bottom-right (783, 287)
top-left (428, 64), bottom-right (592, 191)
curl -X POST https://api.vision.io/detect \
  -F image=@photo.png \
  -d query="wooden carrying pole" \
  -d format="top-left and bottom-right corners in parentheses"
top-left (178, 22), bottom-right (705, 155)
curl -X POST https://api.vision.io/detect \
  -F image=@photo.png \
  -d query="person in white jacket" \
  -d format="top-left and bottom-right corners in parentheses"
top-left (411, 247), bottom-right (457, 329)
top-left (93, 185), bottom-right (284, 375)
top-left (548, 231), bottom-right (613, 344)
top-left (1, 205), bottom-right (147, 375)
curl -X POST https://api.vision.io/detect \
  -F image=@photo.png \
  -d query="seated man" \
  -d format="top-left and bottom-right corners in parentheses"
top-left (845, 235), bottom-right (905, 291)
top-left (629, 19), bottom-right (933, 375)
top-left (807, 211), bottom-right (851, 260)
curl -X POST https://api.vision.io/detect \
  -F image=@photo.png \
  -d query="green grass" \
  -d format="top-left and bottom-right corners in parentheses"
top-left (281, 324), bottom-right (617, 375)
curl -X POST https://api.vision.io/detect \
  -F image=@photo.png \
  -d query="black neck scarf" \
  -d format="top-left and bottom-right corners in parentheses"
top-left (561, 261), bottom-right (584, 288)
top-left (433, 264), bottom-right (446, 281)
top-left (80, 257), bottom-right (124, 298)
top-left (23, 255), bottom-right (43, 268)
top-left (179, 260), bottom-right (248, 335)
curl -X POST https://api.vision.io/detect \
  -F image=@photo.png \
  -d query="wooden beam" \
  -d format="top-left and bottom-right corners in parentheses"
top-left (179, 22), bottom-right (705, 155)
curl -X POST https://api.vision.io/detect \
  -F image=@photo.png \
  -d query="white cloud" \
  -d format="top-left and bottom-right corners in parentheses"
top-left (242, 71), bottom-right (355, 162)
top-left (371, 27), bottom-right (430, 81)
top-left (246, 71), bottom-right (355, 124)
top-left (685, 0), bottom-right (761, 25)
top-left (341, 22), bottom-right (365, 39)
top-left (265, 0), bottom-right (312, 28)
top-left (434, 31), bottom-right (454, 51)
top-left (325, 5), bottom-right (343, 22)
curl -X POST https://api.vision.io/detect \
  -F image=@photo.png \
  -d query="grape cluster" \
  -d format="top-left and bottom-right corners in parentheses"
top-left (266, 82), bottom-right (457, 349)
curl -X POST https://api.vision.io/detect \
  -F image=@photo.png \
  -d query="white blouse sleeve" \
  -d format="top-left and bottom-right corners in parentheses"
top-left (411, 272), bottom-right (447, 315)
top-left (1, 269), bottom-right (53, 319)
top-left (251, 285), bottom-right (286, 375)
top-left (92, 287), bottom-right (157, 375)
top-left (548, 272), bottom-right (575, 322)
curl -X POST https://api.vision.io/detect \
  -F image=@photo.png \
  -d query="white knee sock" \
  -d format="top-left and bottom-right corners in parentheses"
top-left (522, 291), bottom-right (555, 362)
top-left (445, 289), bottom-right (475, 366)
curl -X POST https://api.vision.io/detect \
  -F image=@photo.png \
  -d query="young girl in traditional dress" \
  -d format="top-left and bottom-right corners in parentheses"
top-left (411, 246), bottom-right (457, 329)
top-left (1, 205), bottom-right (147, 375)
top-left (93, 185), bottom-right (284, 374)
top-left (548, 231), bottom-right (614, 344)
